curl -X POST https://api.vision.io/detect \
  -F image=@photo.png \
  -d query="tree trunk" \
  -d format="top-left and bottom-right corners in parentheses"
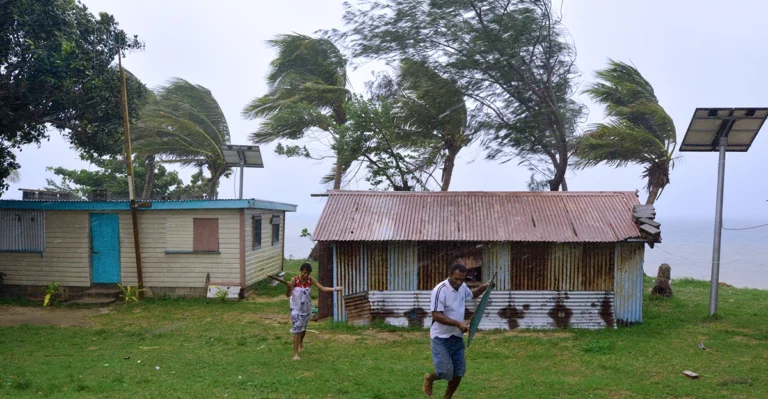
top-left (646, 185), bottom-right (660, 205)
top-left (560, 176), bottom-right (568, 191)
top-left (441, 148), bottom-right (458, 191)
top-left (549, 156), bottom-right (568, 191)
top-left (207, 167), bottom-right (221, 199)
top-left (651, 263), bottom-right (673, 297)
top-left (333, 158), bottom-right (343, 190)
top-left (141, 155), bottom-right (156, 200)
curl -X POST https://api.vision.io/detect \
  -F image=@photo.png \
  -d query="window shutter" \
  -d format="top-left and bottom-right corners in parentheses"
top-left (193, 218), bottom-right (219, 252)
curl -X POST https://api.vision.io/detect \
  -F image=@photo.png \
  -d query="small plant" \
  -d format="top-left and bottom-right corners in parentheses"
top-left (117, 283), bottom-right (147, 303)
top-left (43, 281), bottom-right (60, 307)
top-left (215, 286), bottom-right (230, 303)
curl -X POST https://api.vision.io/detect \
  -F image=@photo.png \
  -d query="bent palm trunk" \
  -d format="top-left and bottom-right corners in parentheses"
top-left (141, 155), bottom-right (156, 200)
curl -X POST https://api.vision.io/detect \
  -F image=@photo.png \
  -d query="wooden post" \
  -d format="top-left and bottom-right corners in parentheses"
top-left (118, 50), bottom-right (144, 294)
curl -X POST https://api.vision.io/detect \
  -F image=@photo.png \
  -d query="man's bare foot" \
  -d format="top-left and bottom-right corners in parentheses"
top-left (423, 373), bottom-right (433, 397)
top-left (293, 354), bottom-right (300, 360)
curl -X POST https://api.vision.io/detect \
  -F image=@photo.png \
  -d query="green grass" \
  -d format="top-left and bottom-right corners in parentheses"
top-left (1, 268), bottom-right (768, 398)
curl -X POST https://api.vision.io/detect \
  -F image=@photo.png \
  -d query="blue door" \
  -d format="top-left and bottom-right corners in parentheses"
top-left (91, 214), bottom-right (121, 283)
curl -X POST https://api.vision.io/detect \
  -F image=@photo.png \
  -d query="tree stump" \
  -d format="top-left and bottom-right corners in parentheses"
top-left (651, 263), bottom-right (673, 297)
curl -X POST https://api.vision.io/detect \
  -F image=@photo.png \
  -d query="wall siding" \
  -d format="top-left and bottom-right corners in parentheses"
top-left (0, 211), bottom-right (90, 286)
top-left (326, 240), bottom-right (636, 324)
top-left (120, 210), bottom-right (241, 287)
top-left (614, 243), bottom-right (645, 325)
top-left (244, 210), bottom-right (284, 287)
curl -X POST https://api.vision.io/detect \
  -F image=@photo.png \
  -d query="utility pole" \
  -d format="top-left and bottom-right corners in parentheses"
top-left (118, 49), bottom-right (144, 293)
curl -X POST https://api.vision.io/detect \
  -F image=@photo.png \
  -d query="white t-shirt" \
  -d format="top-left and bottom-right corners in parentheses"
top-left (430, 279), bottom-right (473, 339)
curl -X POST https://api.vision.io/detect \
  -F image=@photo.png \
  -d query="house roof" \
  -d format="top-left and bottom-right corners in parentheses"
top-left (313, 190), bottom-right (643, 242)
top-left (0, 198), bottom-right (297, 212)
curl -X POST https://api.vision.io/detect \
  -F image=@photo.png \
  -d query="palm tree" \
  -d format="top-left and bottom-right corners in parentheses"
top-left (577, 60), bottom-right (677, 205)
top-left (392, 59), bottom-right (472, 191)
top-left (133, 78), bottom-right (231, 199)
top-left (242, 34), bottom-right (351, 189)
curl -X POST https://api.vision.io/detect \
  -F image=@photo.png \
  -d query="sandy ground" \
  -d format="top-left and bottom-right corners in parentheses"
top-left (0, 306), bottom-right (111, 327)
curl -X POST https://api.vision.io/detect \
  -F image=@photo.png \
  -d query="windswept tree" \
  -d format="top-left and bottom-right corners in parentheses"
top-left (341, 95), bottom-right (431, 191)
top-left (45, 155), bottom-right (183, 200)
top-left (133, 79), bottom-right (231, 198)
top-left (0, 0), bottom-right (145, 194)
top-left (242, 34), bottom-right (351, 189)
top-left (335, 0), bottom-right (583, 190)
top-left (576, 60), bottom-right (677, 205)
top-left (388, 59), bottom-right (473, 191)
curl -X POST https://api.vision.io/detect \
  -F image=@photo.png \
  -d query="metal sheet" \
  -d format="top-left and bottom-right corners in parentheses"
top-left (344, 292), bottom-right (371, 326)
top-left (614, 243), bottom-right (645, 325)
top-left (0, 210), bottom-right (45, 252)
top-left (368, 290), bottom-right (615, 330)
top-left (314, 191), bottom-right (642, 242)
top-left (508, 243), bottom-right (614, 291)
top-left (387, 242), bottom-right (417, 291)
top-left (482, 242), bottom-right (510, 290)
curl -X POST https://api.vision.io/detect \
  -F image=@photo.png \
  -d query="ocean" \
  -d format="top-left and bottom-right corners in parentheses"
top-left (283, 216), bottom-right (768, 290)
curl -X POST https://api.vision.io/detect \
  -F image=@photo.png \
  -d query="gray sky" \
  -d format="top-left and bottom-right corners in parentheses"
top-left (6, 0), bottom-right (768, 256)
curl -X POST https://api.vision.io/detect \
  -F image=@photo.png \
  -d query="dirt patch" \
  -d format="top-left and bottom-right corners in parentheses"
top-left (731, 336), bottom-right (762, 344)
top-left (244, 295), bottom-right (287, 303)
top-left (0, 305), bottom-right (111, 327)
top-left (317, 333), bottom-right (361, 344)
top-left (503, 331), bottom-right (574, 339)
top-left (360, 330), bottom-right (423, 342)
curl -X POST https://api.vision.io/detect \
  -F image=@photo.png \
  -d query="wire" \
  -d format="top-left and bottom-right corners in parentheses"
top-left (722, 223), bottom-right (768, 231)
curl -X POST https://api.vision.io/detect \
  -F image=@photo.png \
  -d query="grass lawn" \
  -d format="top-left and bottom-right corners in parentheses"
top-left (1, 260), bottom-right (768, 398)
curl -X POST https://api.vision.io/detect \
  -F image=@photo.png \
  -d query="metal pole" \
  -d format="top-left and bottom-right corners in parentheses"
top-left (118, 50), bottom-right (144, 294)
top-left (239, 165), bottom-right (244, 199)
top-left (709, 136), bottom-right (727, 316)
top-left (332, 242), bottom-right (338, 322)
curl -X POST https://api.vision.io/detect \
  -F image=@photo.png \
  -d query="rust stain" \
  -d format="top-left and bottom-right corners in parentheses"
top-left (498, 306), bottom-right (525, 329)
top-left (370, 309), bottom-right (397, 323)
top-left (547, 293), bottom-right (573, 329)
top-left (403, 307), bottom-right (428, 328)
top-left (599, 295), bottom-right (615, 327)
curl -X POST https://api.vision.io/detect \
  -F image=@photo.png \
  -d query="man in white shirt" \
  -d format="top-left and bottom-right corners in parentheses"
top-left (423, 264), bottom-right (490, 398)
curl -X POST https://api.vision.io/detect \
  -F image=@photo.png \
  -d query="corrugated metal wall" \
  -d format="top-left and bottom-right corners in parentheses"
top-left (0, 210), bottom-right (45, 252)
top-left (614, 243), bottom-right (644, 325)
top-left (388, 242), bottom-right (417, 291)
top-left (344, 292), bottom-right (371, 326)
top-left (508, 243), bottom-right (614, 291)
top-left (340, 242), bottom-right (366, 295)
top-left (368, 290), bottom-right (615, 330)
top-left (482, 242), bottom-right (511, 290)
top-left (366, 242), bottom-right (388, 290)
top-left (418, 242), bottom-right (454, 290)
top-left (328, 240), bottom-right (633, 325)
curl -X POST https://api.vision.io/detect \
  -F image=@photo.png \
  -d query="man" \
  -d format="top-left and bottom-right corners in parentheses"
top-left (286, 262), bottom-right (342, 360)
top-left (423, 264), bottom-right (490, 398)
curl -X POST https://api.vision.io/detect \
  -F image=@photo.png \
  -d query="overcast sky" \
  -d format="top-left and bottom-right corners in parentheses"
top-left (6, 0), bottom-right (768, 256)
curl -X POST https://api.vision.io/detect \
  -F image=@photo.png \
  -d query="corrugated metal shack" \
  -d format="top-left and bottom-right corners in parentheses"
top-left (313, 191), bottom-right (660, 329)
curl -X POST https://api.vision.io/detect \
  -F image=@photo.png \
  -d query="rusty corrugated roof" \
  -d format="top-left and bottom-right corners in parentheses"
top-left (313, 191), bottom-right (642, 242)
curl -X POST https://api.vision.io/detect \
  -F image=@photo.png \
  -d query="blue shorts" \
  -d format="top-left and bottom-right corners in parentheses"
top-left (431, 336), bottom-right (466, 380)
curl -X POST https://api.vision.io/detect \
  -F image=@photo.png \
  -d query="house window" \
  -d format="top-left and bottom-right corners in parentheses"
top-left (271, 214), bottom-right (280, 246)
top-left (252, 216), bottom-right (262, 250)
top-left (0, 210), bottom-right (45, 252)
top-left (193, 218), bottom-right (219, 252)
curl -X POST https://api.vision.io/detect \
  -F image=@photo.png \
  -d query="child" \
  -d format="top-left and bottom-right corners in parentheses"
top-left (286, 262), bottom-right (342, 360)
